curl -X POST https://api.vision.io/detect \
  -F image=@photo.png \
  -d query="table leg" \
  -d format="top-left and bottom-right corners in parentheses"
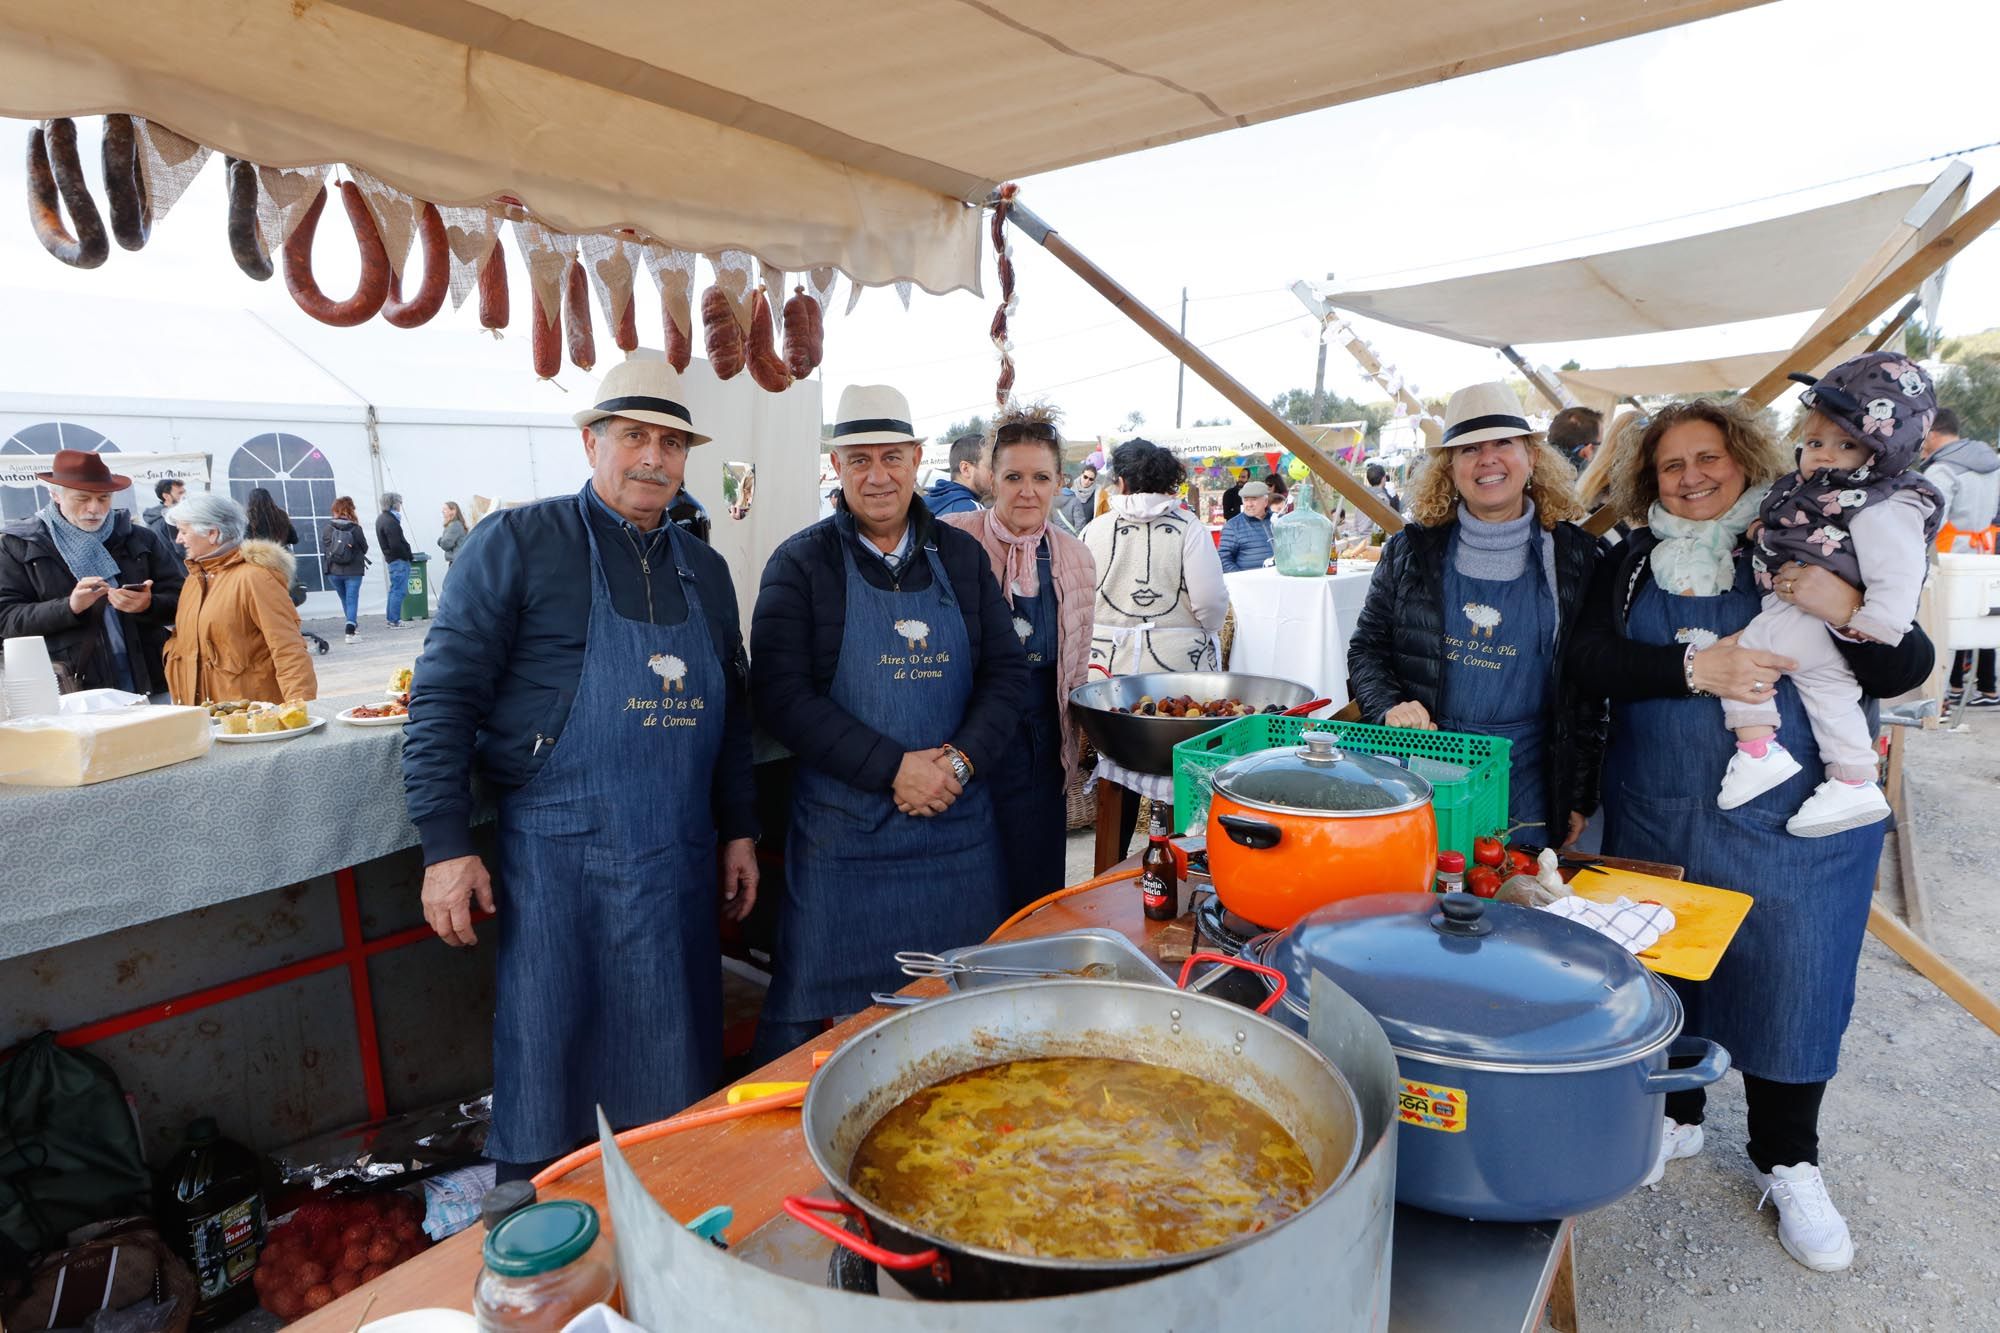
top-left (1545, 1229), bottom-right (1580, 1333)
top-left (1094, 779), bottom-right (1122, 874)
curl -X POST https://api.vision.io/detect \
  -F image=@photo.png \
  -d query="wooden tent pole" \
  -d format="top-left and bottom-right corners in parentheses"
top-left (1741, 182), bottom-right (2000, 408)
top-left (1004, 202), bottom-right (1403, 533)
top-left (1500, 345), bottom-right (1568, 413)
top-left (1868, 901), bottom-right (2000, 1038)
top-left (1867, 295), bottom-right (1923, 353)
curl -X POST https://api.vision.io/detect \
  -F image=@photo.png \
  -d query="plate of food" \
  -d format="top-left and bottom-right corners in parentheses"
top-left (338, 700), bottom-right (409, 726)
top-left (386, 667), bottom-right (413, 706)
top-left (211, 700), bottom-right (324, 742)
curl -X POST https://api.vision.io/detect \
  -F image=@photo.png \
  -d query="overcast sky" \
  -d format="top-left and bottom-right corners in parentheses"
top-left (1, 0), bottom-right (1995, 441)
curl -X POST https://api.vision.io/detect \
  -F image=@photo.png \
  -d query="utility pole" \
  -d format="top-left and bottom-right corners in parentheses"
top-left (1175, 287), bottom-right (1187, 428)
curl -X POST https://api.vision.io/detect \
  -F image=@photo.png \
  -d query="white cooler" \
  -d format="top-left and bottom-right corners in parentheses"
top-left (1937, 553), bottom-right (2000, 651)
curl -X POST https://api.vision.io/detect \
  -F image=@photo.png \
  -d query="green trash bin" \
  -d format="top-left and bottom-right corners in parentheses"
top-left (401, 552), bottom-right (432, 621)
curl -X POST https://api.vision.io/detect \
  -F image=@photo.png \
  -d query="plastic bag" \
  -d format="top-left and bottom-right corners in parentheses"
top-left (267, 1095), bottom-right (491, 1191)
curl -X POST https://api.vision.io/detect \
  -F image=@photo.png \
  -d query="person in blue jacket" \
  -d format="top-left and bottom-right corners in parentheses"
top-left (922, 432), bottom-right (991, 516)
top-left (749, 386), bottom-right (1026, 1061)
top-left (401, 357), bottom-right (758, 1183)
top-left (1218, 479), bottom-right (1276, 572)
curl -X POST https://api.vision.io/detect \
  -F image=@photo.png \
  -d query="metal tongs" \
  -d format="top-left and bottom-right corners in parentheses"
top-left (895, 950), bottom-right (1074, 981)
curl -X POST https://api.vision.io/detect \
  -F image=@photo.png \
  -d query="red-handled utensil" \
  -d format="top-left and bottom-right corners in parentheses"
top-left (1280, 697), bottom-right (1334, 717)
top-left (781, 1197), bottom-right (948, 1279)
top-left (1176, 951), bottom-right (1288, 1015)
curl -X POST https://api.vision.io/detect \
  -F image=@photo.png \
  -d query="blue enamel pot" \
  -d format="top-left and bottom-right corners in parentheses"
top-left (1250, 891), bottom-right (1730, 1222)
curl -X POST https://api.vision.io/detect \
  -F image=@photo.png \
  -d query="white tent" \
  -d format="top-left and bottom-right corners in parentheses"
top-left (1555, 338), bottom-right (1873, 409)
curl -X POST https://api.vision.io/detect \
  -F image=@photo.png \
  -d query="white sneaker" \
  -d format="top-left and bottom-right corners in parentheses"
top-left (1718, 743), bottom-right (1802, 809)
top-left (1642, 1117), bottom-right (1705, 1188)
top-left (1756, 1162), bottom-right (1854, 1272)
top-left (1785, 779), bottom-right (1890, 838)
top-left (344, 631), bottom-right (357, 644)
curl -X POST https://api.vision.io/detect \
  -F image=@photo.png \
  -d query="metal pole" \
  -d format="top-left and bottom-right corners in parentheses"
top-left (1175, 287), bottom-right (1188, 428)
top-left (1312, 337), bottom-right (1328, 426)
top-left (1001, 200), bottom-right (1400, 532)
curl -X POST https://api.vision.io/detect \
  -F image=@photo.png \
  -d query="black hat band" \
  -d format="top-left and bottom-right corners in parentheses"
top-left (1442, 413), bottom-right (1530, 444)
top-left (594, 394), bottom-right (693, 423)
top-left (833, 417), bottom-right (915, 437)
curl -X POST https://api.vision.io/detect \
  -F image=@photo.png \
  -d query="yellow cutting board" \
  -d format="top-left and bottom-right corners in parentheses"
top-left (1564, 865), bottom-right (1754, 982)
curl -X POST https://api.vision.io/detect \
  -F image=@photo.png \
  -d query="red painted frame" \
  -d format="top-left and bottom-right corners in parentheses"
top-left (54, 868), bottom-right (482, 1122)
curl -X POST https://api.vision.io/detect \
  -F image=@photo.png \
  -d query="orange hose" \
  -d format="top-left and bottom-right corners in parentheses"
top-left (531, 1083), bottom-right (808, 1187)
top-left (987, 865), bottom-right (1143, 939)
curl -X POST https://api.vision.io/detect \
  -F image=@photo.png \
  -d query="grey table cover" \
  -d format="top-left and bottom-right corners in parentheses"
top-left (1, 692), bottom-right (420, 962)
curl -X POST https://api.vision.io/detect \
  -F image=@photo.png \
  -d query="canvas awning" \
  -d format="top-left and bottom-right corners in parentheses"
top-left (1557, 338), bottom-right (1874, 404)
top-left (1324, 183), bottom-right (1942, 347)
top-left (0, 0), bottom-right (1770, 294)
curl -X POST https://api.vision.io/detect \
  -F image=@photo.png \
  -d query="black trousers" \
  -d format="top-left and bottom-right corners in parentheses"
top-left (1951, 649), bottom-right (1997, 695)
top-left (1665, 1074), bottom-right (1827, 1173)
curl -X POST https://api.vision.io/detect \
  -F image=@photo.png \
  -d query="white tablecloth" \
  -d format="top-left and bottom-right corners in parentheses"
top-left (1224, 566), bottom-right (1376, 705)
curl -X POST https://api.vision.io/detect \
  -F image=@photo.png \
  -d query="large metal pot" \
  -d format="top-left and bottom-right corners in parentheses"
top-left (789, 976), bottom-right (1363, 1300)
top-left (1207, 730), bottom-right (1439, 928)
top-left (1067, 671), bottom-right (1312, 775)
top-left (1261, 892), bottom-right (1731, 1221)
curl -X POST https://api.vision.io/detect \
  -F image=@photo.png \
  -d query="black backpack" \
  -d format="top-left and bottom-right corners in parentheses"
top-left (325, 523), bottom-right (362, 568)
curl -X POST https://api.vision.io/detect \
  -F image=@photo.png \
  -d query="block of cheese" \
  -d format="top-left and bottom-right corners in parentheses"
top-left (0, 706), bottom-right (213, 786)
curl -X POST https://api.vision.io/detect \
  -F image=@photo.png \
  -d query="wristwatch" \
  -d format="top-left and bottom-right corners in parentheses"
top-left (942, 745), bottom-right (974, 784)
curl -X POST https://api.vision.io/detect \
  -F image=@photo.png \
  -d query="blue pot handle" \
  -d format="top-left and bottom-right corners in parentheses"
top-left (1643, 1036), bottom-right (1731, 1094)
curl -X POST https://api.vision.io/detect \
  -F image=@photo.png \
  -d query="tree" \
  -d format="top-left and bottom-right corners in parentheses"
top-left (1560, 359), bottom-right (1582, 372)
top-left (1118, 410), bottom-right (1147, 432)
top-left (1903, 319), bottom-right (1938, 361)
top-left (1937, 356), bottom-right (2000, 447)
top-left (1266, 388), bottom-right (1391, 442)
top-left (937, 415), bottom-right (989, 443)
top-left (1192, 417), bottom-right (1233, 427)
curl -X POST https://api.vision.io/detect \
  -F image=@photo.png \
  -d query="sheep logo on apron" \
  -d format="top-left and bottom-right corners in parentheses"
top-left (647, 652), bottom-right (688, 694)
top-left (1463, 603), bottom-right (1501, 639)
top-left (895, 618), bottom-right (932, 650)
top-left (1013, 615), bottom-right (1033, 643)
top-left (1674, 627), bottom-right (1719, 651)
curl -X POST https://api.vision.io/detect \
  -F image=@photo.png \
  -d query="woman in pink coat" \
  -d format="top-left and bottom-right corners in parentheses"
top-left (944, 405), bottom-right (1097, 908)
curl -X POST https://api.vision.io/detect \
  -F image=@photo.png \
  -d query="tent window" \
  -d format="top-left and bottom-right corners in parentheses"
top-left (229, 433), bottom-right (338, 592)
top-left (1, 423), bottom-right (121, 523)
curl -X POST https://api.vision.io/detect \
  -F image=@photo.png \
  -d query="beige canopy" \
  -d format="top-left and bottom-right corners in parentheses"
top-left (1324, 183), bottom-right (1938, 347)
top-left (0, 0), bottom-right (1769, 294)
top-left (1558, 339), bottom-right (1873, 402)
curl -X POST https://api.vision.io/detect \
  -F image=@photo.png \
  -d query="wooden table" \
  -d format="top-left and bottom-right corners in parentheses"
top-left (295, 857), bottom-right (1680, 1333)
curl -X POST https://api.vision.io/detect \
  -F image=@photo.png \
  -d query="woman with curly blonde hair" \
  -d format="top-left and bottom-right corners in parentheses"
top-left (1347, 382), bottom-right (1604, 847)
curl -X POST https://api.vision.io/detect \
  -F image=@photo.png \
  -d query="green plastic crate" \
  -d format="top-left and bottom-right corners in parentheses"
top-left (1170, 715), bottom-right (1511, 860)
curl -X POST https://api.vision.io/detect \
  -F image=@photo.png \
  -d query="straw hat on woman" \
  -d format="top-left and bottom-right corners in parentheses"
top-left (1346, 382), bottom-right (1604, 847)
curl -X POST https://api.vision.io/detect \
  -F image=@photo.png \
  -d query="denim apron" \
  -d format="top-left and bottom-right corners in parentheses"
top-left (767, 540), bottom-right (1007, 1020)
top-left (985, 543), bottom-right (1067, 910)
top-left (1437, 532), bottom-right (1554, 841)
top-left (487, 501), bottom-right (725, 1163)
top-left (1599, 557), bottom-right (1881, 1082)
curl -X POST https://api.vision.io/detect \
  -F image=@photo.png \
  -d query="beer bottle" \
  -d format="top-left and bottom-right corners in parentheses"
top-left (1139, 805), bottom-right (1179, 922)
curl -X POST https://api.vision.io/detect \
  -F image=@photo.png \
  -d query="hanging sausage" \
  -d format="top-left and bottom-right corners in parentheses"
top-left (614, 291), bottom-right (639, 354)
top-left (381, 201), bottom-right (448, 328)
top-left (783, 284), bottom-right (823, 379)
top-left (477, 241), bottom-right (509, 330)
top-left (26, 119), bottom-right (108, 269)
top-left (99, 114), bottom-right (150, 252)
top-left (564, 260), bottom-right (595, 372)
top-left (224, 158), bottom-right (272, 281)
top-left (530, 282), bottom-right (561, 379)
top-left (745, 288), bottom-right (792, 393)
top-left (702, 284), bottom-right (745, 380)
top-left (283, 181), bottom-right (391, 326)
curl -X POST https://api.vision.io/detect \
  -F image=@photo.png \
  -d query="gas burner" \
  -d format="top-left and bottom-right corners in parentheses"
top-left (1194, 888), bottom-right (1263, 957)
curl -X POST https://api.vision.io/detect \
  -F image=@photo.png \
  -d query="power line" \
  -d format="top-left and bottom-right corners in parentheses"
top-left (1334, 137), bottom-right (2000, 288)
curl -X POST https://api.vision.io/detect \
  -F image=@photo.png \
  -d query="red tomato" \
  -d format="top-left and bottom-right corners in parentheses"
top-left (1466, 866), bottom-right (1503, 899)
top-left (1506, 848), bottom-right (1536, 877)
top-left (1472, 836), bottom-right (1505, 868)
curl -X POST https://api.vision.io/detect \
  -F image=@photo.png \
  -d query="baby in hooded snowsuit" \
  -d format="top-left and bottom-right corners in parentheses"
top-left (1719, 351), bottom-right (1943, 837)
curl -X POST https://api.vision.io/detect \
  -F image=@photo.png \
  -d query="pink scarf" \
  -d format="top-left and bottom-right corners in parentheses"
top-left (983, 505), bottom-right (1045, 600)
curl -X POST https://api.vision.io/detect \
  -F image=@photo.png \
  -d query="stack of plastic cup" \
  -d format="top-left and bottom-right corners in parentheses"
top-left (2, 636), bottom-right (62, 718)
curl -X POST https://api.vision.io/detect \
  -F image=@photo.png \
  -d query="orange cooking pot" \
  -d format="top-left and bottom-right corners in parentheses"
top-left (1206, 731), bottom-right (1438, 929)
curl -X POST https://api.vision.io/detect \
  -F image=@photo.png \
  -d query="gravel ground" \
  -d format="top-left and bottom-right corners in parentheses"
top-left (1569, 707), bottom-right (2000, 1331)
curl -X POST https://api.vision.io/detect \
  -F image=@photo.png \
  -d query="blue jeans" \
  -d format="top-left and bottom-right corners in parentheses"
top-left (328, 575), bottom-right (363, 628)
top-left (385, 560), bottom-right (412, 624)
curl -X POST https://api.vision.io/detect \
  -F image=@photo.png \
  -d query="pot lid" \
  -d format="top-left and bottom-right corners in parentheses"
top-left (1285, 892), bottom-right (1681, 1070)
top-left (1210, 730), bottom-right (1432, 815)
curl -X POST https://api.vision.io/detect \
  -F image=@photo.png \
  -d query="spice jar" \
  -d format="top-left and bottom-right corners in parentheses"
top-left (1434, 851), bottom-right (1466, 895)
top-left (474, 1201), bottom-right (617, 1333)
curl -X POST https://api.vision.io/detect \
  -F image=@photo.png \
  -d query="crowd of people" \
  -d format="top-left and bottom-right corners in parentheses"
top-left (3, 345), bottom-right (1988, 1279)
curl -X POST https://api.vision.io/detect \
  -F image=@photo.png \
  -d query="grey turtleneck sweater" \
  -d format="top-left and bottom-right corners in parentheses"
top-left (1454, 501), bottom-right (1559, 629)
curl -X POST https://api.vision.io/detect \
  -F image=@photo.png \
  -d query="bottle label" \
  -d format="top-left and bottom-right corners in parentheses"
top-left (188, 1195), bottom-right (265, 1301)
top-left (1139, 869), bottom-right (1170, 910)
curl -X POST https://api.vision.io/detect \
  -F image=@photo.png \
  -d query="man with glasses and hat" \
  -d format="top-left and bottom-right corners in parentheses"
top-left (402, 356), bottom-right (758, 1182)
top-left (749, 385), bottom-right (1026, 1061)
top-left (0, 449), bottom-right (183, 699)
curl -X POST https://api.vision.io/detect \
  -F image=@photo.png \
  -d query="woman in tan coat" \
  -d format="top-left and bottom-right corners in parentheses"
top-left (943, 405), bottom-right (1096, 907)
top-left (163, 493), bottom-right (318, 704)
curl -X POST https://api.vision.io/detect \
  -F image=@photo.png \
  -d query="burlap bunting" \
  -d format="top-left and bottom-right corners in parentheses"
top-left (438, 206), bottom-right (501, 312)
top-left (132, 119), bottom-right (211, 226)
top-left (348, 168), bottom-right (420, 283)
top-left (253, 164), bottom-right (332, 259)
top-left (642, 245), bottom-right (696, 343)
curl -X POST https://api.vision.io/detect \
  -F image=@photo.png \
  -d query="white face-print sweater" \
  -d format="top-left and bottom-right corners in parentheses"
top-left (1081, 492), bottom-right (1229, 674)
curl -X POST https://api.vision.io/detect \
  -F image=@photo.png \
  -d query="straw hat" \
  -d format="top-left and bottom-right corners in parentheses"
top-left (829, 385), bottom-right (924, 447)
top-left (572, 357), bottom-right (711, 445)
top-left (1432, 381), bottom-right (1543, 449)
top-left (36, 448), bottom-right (131, 493)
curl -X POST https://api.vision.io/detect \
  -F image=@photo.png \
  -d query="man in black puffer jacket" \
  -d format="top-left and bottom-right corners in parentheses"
top-left (750, 385), bottom-right (1025, 1060)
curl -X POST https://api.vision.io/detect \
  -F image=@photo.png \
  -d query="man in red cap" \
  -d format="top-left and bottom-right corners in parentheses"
top-left (0, 449), bottom-right (184, 696)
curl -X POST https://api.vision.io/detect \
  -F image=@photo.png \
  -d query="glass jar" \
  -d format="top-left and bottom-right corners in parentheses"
top-left (474, 1201), bottom-right (617, 1333)
top-left (1270, 481), bottom-right (1336, 577)
top-left (1434, 851), bottom-right (1466, 895)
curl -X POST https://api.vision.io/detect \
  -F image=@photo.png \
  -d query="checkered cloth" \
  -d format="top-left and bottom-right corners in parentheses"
top-left (1539, 896), bottom-right (1676, 953)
